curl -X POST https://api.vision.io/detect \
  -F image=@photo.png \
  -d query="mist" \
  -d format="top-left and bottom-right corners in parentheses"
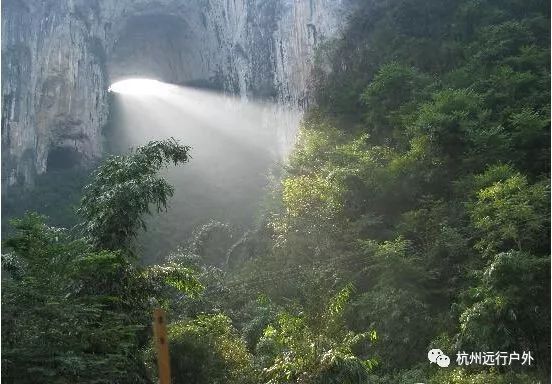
top-left (106, 79), bottom-right (301, 262)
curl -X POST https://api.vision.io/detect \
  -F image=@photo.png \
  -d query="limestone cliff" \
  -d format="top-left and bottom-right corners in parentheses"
top-left (1, 0), bottom-right (351, 191)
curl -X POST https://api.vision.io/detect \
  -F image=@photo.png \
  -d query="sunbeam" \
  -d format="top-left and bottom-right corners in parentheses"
top-left (108, 78), bottom-right (172, 96)
top-left (106, 79), bottom-right (301, 259)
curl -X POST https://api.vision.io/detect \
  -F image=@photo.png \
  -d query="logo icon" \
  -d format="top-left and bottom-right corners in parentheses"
top-left (428, 348), bottom-right (450, 367)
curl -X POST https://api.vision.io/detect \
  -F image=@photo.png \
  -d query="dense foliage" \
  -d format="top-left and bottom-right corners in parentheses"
top-left (2, 140), bottom-right (200, 383)
top-left (2, 213), bottom-right (147, 383)
top-left (257, 284), bottom-right (377, 384)
top-left (235, 0), bottom-right (550, 381)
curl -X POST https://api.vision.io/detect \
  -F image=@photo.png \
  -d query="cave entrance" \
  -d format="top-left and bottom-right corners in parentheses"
top-left (46, 147), bottom-right (81, 171)
top-left (107, 14), bottom-right (216, 87)
top-left (102, 12), bottom-right (287, 264)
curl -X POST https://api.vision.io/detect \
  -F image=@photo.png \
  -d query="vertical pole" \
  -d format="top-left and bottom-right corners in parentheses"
top-left (153, 308), bottom-right (171, 384)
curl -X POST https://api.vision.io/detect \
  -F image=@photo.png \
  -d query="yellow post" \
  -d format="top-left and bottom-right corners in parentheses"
top-left (153, 308), bottom-right (171, 384)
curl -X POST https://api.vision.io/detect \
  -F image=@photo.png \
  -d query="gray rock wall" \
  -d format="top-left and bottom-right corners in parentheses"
top-left (1, 0), bottom-right (350, 191)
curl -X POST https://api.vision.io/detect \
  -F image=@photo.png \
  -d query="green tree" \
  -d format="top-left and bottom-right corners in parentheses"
top-left (469, 165), bottom-right (550, 256)
top-left (1, 214), bottom-right (147, 383)
top-left (2, 139), bottom-right (201, 383)
top-left (77, 138), bottom-right (191, 252)
top-left (361, 62), bottom-right (429, 145)
top-left (457, 251), bottom-right (550, 366)
top-left (146, 313), bottom-right (256, 384)
top-left (257, 284), bottom-right (376, 384)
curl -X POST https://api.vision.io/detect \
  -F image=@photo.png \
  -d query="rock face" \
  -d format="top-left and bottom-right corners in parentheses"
top-left (1, 0), bottom-right (351, 192)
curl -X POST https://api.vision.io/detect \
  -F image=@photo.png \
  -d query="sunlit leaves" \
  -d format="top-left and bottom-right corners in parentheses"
top-left (143, 263), bottom-right (203, 297)
top-left (469, 167), bottom-right (549, 255)
top-left (288, 114), bottom-right (344, 173)
top-left (327, 283), bottom-right (354, 321)
top-left (258, 285), bottom-right (376, 384)
top-left (157, 314), bottom-right (255, 384)
top-left (282, 175), bottom-right (344, 218)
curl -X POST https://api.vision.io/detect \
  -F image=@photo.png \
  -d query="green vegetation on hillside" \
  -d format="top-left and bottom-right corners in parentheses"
top-left (230, 0), bottom-right (550, 381)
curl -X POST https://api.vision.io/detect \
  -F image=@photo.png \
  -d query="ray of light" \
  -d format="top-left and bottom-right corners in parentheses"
top-left (108, 78), bottom-right (172, 95)
top-left (106, 77), bottom-right (302, 260)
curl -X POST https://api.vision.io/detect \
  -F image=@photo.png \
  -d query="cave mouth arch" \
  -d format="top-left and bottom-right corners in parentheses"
top-left (106, 13), bottom-right (221, 90)
top-left (100, 9), bottom-right (289, 263)
top-left (46, 147), bottom-right (81, 171)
